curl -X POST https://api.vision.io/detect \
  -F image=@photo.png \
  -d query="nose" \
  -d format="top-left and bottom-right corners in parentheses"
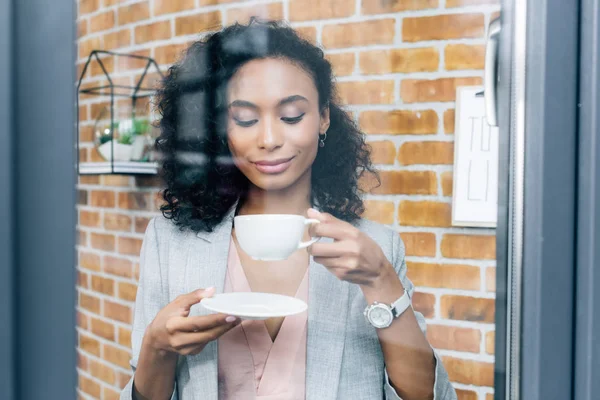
top-left (257, 117), bottom-right (283, 151)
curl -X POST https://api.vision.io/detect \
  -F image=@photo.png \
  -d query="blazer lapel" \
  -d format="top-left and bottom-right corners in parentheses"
top-left (184, 206), bottom-right (236, 400)
top-left (306, 237), bottom-right (350, 400)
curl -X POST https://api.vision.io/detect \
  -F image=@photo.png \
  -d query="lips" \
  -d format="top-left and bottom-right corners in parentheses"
top-left (252, 156), bottom-right (295, 174)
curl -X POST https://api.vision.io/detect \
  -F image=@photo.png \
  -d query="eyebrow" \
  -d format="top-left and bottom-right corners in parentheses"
top-left (228, 95), bottom-right (309, 109)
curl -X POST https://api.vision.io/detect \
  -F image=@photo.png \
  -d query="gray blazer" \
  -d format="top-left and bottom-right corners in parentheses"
top-left (120, 208), bottom-right (457, 400)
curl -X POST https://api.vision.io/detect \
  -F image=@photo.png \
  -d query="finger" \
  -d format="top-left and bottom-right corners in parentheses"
top-left (308, 241), bottom-right (354, 257)
top-left (174, 319), bottom-right (241, 349)
top-left (313, 256), bottom-right (358, 270)
top-left (310, 220), bottom-right (355, 240)
top-left (166, 313), bottom-right (236, 333)
top-left (172, 287), bottom-right (216, 315)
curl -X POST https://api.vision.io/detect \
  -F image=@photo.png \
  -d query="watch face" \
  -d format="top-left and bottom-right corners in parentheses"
top-left (369, 304), bottom-right (393, 328)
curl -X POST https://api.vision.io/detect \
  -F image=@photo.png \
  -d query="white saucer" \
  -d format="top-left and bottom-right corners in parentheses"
top-left (200, 292), bottom-right (308, 320)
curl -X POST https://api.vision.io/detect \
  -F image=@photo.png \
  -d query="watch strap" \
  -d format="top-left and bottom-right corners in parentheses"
top-left (390, 289), bottom-right (411, 318)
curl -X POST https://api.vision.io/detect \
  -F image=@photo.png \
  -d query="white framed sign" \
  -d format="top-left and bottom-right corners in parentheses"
top-left (452, 86), bottom-right (499, 228)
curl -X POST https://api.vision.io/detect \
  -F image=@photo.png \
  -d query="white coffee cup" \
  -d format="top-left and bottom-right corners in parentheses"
top-left (233, 214), bottom-right (320, 261)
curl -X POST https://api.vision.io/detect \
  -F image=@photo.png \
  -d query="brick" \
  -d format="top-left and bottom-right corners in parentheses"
top-left (79, 36), bottom-right (102, 59)
top-left (400, 232), bottom-right (436, 257)
top-left (104, 343), bottom-right (131, 369)
top-left (101, 175), bottom-right (131, 186)
top-left (360, 48), bottom-right (439, 74)
top-left (78, 231), bottom-right (88, 247)
top-left (401, 77), bottom-right (482, 103)
top-left (80, 251), bottom-right (101, 271)
top-left (427, 325), bottom-right (481, 353)
top-left (104, 213), bottom-right (132, 232)
top-left (89, 359), bottom-right (116, 385)
top-left (325, 52), bottom-right (355, 77)
top-left (118, 371), bottom-right (133, 389)
top-left (80, 292), bottom-right (101, 313)
top-left (155, 42), bottom-right (188, 65)
top-left (79, 333), bottom-right (101, 356)
top-left (227, 3), bottom-right (283, 24)
top-left (154, 0), bottom-right (195, 16)
top-left (134, 263), bottom-right (140, 281)
top-left (322, 19), bottom-right (395, 49)
top-left (79, 374), bottom-right (101, 398)
top-left (92, 275), bottom-right (115, 296)
top-left (78, 19), bottom-right (88, 38)
top-left (398, 141), bottom-right (454, 166)
top-left (77, 310), bottom-right (89, 330)
top-left (118, 192), bottom-right (152, 210)
top-left (444, 109), bottom-right (455, 134)
top-left (90, 10), bottom-right (115, 34)
top-left (441, 234), bottom-right (496, 259)
top-left (119, 237), bottom-right (143, 255)
top-left (295, 26), bottom-right (317, 43)
top-left (79, 210), bottom-right (101, 227)
top-left (79, 0), bottom-right (99, 15)
top-left (135, 217), bottom-right (151, 233)
top-left (104, 256), bottom-right (133, 278)
top-left (199, 0), bottom-right (244, 4)
top-left (441, 171), bottom-right (453, 196)
top-left (337, 80), bottom-right (394, 105)
top-left (118, 326), bottom-right (132, 348)
top-left (78, 149), bottom-right (88, 163)
top-left (360, 110), bottom-right (438, 135)
top-left (91, 317), bottom-right (116, 340)
top-left (78, 351), bottom-right (89, 371)
top-left (369, 140), bottom-right (396, 165)
top-left (486, 394), bottom-right (494, 400)
top-left (441, 295), bottom-right (495, 323)
top-left (135, 20), bottom-right (172, 45)
top-left (104, 28), bottom-right (132, 51)
top-left (79, 175), bottom-right (99, 185)
top-left (104, 387), bottom-right (121, 400)
top-left (79, 125), bottom-right (94, 142)
top-left (399, 201), bottom-right (451, 227)
top-left (403, 14), bottom-right (485, 42)
top-left (363, 0), bottom-right (437, 14)
top-left (175, 11), bottom-right (222, 36)
top-left (445, 44), bottom-right (485, 70)
top-left (486, 267), bottom-right (496, 292)
top-left (363, 200), bottom-right (394, 224)
top-left (456, 389), bottom-right (478, 400)
top-left (447, 0), bottom-right (499, 6)
top-left (117, 49), bottom-right (151, 71)
top-left (290, 0), bottom-right (355, 21)
top-left (104, 300), bottom-right (132, 323)
top-left (442, 356), bottom-right (494, 386)
top-left (118, 2), bottom-right (150, 25)
top-left (486, 330), bottom-right (494, 354)
top-left (408, 262), bottom-right (480, 290)
top-left (366, 170), bottom-right (437, 195)
top-left (77, 271), bottom-right (90, 289)
top-left (91, 232), bottom-right (116, 252)
top-left (412, 292), bottom-right (435, 318)
top-left (118, 282), bottom-right (138, 302)
top-left (91, 190), bottom-right (115, 208)
top-left (90, 57), bottom-right (115, 77)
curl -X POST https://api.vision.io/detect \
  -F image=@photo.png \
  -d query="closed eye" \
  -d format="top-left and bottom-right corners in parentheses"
top-left (281, 113), bottom-right (305, 124)
top-left (233, 118), bottom-right (258, 127)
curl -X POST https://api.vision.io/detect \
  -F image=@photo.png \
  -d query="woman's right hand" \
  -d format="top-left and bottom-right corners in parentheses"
top-left (144, 287), bottom-right (239, 357)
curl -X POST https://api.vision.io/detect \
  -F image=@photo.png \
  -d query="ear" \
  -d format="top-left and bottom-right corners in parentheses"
top-left (319, 105), bottom-right (331, 134)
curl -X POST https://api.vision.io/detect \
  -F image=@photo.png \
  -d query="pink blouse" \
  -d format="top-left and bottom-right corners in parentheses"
top-left (217, 239), bottom-right (309, 400)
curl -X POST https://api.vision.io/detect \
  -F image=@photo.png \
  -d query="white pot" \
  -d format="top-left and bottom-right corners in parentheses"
top-left (98, 141), bottom-right (133, 162)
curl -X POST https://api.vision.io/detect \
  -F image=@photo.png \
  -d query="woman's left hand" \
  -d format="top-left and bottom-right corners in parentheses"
top-left (306, 208), bottom-right (397, 288)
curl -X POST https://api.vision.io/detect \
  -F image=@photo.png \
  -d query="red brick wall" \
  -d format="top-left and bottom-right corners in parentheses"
top-left (76, 1), bottom-right (500, 399)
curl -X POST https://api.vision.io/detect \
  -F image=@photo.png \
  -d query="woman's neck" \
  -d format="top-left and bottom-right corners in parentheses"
top-left (238, 173), bottom-right (312, 216)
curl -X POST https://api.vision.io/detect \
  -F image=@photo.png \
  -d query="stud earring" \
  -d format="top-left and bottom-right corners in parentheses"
top-left (319, 131), bottom-right (327, 148)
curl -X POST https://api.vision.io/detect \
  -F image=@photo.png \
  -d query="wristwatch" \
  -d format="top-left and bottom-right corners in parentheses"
top-left (364, 290), bottom-right (411, 329)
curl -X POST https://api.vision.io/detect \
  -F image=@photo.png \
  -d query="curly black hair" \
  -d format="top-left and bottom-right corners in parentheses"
top-left (156, 19), bottom-right (378, 233)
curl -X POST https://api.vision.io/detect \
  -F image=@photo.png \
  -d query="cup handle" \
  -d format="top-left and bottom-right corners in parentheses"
top-left (297, 219), bottom-right (321, 249)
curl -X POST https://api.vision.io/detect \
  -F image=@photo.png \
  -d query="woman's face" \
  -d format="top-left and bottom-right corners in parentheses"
top-left (226, 58), bottom-right (330, 192)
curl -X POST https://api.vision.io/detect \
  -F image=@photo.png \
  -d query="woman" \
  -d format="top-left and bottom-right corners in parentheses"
top-left (121, 19), bottom-right (456, 400)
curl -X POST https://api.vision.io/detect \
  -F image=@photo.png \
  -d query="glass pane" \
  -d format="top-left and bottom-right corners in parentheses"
top-left (75, 1), bottom-right (501, 399)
